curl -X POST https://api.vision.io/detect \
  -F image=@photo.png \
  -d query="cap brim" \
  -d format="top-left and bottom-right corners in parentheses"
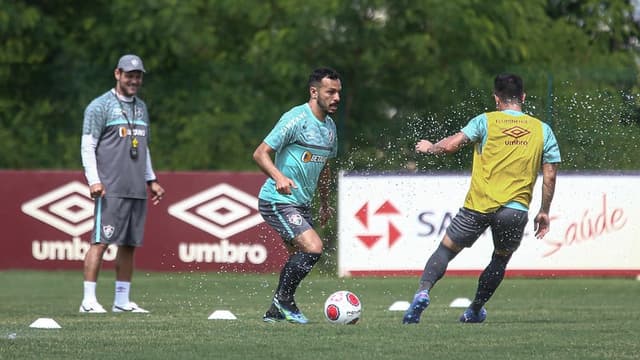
top-left (120, 68), bottom-right (145, 73)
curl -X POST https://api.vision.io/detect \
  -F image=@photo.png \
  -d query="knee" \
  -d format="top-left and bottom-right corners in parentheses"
top-left (90, 243), bottom-right (109, 255)
top-left (306, 239), bottom-right (323, 254)
top-left (491, 250), bottom-right (513, 265)
top-left (295, 230), bottom-right (324, 253)
top-left (493, 249), bottom-right (513, 258)
top-left (442, 235), bottom-right (463, 253)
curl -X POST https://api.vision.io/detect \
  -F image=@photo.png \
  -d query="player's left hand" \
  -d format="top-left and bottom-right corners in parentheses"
top-left (149, 182), bottom-right (166, 205)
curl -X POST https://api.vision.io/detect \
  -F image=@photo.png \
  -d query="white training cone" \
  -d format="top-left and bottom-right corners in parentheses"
top-left (29, 318), bottom-right (61, 329)
top-left (449, 297), bottom-right (472, 308)
top-left (388, 301), bottom-right (411, 311)
top-left (208, 310), bottom-right (237, 320)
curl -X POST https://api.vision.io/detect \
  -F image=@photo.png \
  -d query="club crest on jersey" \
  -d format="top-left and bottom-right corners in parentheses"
top-left (327, 130), bottom-right (335, 142)
top-left (301, 151), bottom-right (327, 163)
top-left (102, 225), bottom-right (115, 239)
top-left (287, 214), bottom-right (303, 226)
top-left (134, 106), bottom-right (143, 119)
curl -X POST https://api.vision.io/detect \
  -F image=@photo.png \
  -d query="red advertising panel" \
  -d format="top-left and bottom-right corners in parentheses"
top-left (1, 170), bottom-right (288, 272)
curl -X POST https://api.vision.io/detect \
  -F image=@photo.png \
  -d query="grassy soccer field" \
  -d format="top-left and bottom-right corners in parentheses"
top-left (0, 270), bottom-right (638, 360)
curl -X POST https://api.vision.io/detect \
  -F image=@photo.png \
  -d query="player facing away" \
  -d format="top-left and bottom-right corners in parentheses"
top-left (253, 67), bottom-right (341, 324)
top-left (403, 73), bottom-right (561, 324)
top-left (79, 54), bottom-right (165, 313)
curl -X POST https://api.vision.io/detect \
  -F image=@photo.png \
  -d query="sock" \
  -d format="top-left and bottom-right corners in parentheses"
top-left (83, 281), bottom-right (97, 303)
top-left (274, 252), bottom-right (321, 308)
top-left (470, 252), bottom-right (512, 312)
top-left (114, 281), bottom-right (131, 306)
top-left (418, 243), bottom-right (458, 291)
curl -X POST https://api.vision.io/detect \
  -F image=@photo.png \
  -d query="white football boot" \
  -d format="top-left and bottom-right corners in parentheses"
top-left (79, 300), bottom-right (107, 313)
top-left (112, 302), bottom-right (149, 313)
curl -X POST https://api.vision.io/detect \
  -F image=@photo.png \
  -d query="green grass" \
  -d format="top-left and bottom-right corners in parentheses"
top-left (1, 270), bottom-right (638, 360)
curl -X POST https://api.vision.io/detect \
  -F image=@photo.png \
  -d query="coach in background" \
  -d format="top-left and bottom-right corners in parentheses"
top-left (403, 73), bottom-right (561, 324)
top-left (79, 54), bottom-right (165, 313)
top-left (253, 68), bottom-right (341, 324)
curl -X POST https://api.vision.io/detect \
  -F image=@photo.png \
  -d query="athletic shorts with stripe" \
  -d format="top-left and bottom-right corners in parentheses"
top-left (91, 197), bottom-right (147, 247)
top-left (258, 200), bottom-right (313, 245)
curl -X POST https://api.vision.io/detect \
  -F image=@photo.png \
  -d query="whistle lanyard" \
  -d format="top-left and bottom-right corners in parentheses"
top-left (112, 91), bottom-right (139, 159)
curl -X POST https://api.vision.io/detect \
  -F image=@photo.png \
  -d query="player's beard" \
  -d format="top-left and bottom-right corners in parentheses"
top-left (318, 97), bottom-right (339, 115)
top-left (117, 81), bottom-right (140, 97)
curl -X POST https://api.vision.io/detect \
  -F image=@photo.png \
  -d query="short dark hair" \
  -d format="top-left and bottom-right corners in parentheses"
top-left (494, 73), bottom-right (524, 103)
top-left (308, 67), bottom-right (340, 87)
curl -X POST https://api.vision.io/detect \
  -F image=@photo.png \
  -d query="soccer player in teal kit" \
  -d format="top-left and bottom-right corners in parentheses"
top-left (253, 68), bottom-right (341, 323)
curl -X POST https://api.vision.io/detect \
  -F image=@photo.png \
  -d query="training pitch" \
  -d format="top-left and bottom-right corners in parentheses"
top-left (1, 270), bottom-right (638, 360)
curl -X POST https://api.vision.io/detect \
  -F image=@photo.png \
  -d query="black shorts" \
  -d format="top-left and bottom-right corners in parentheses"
top-left (446, 207), bottom-right (528, 252)
top-left (258, 200), bottom-right (313, 245)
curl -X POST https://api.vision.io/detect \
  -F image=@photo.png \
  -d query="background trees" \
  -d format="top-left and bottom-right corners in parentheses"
top-left (2, 0), bottom-right (639, 171)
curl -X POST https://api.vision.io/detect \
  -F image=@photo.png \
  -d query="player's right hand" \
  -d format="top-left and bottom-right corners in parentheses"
top-left (415, 139), bottom-right (435, 154)
top-left (275, 177), bottom-right (297, 195)
top-left (89, 183), bottom-right (105, 198)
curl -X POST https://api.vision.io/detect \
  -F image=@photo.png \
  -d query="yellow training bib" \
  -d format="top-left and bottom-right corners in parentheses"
top-left (463, 111), bottom-right (544, 213)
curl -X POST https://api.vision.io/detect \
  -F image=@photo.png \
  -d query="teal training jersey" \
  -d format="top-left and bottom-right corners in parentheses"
top-left (258, 103), bottom-right (338, 206)
top-left (82, 90), bottom-right (151, 199)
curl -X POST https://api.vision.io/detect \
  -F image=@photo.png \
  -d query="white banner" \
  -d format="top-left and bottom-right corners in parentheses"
top-left (337, 172), bottom-right (640, 277)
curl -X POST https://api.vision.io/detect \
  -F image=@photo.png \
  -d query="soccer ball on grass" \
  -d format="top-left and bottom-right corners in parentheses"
top-left (323, 290), bottom-right (362, 325)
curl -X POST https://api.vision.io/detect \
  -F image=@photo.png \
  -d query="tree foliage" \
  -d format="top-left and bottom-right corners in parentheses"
top-left (1, 0), bottom-right (639, 171)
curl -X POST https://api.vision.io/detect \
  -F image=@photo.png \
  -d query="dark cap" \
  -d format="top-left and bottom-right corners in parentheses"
top-left (117, 54), bottom-right (146, 73)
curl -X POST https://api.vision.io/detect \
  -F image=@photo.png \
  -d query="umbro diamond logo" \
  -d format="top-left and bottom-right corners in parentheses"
top-left (168, 183), bottom-right (263, 239)
top-left (21, 181), bottom-right (94, 237)
top-left (502, 126), bottom-right (530, 139)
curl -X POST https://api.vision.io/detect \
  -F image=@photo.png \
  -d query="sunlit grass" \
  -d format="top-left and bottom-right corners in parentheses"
top-left (1, 271), bottom-right (638, 360)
